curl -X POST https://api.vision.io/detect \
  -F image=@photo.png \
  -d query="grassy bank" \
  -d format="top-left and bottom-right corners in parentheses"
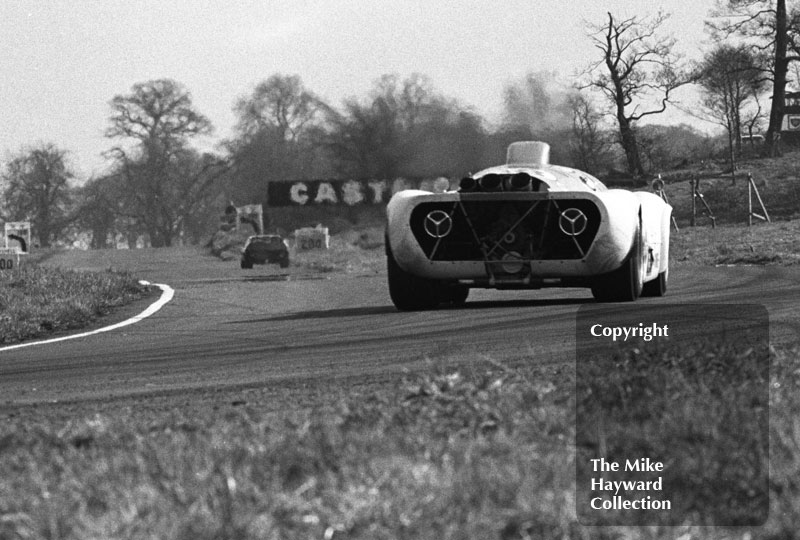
top-left (290, 227), bottom-right (385, 274)
top-left (0, 265), bottom-right (150, 345)
top-left (671, 219), bottom-right (800, 266)
top-left (655, 151), bottom-right (800, 226)
top-left (0, 345), bottom-right (797, 539)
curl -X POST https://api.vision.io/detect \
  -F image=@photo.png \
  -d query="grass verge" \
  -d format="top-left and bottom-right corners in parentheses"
top-left (1, 346), bottom-right (797, 539)
top-left (660, 151), bottom-right (800, 226)
top-left (670, 219), bottom-right (800, 266)
top-left (290, 228), bottom-right (385, 275)
top-left (0, 265), bottom-right (151, 345)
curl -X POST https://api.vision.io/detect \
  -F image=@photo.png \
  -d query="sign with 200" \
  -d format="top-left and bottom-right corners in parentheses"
top-left (299, 237), bottom-right (325, 250)
top-left (295, 227), bottom-right (330, 251)
top-left (0, 248), bottom-right (18, 272)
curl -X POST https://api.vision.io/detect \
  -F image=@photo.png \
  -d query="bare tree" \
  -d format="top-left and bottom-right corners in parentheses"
top-left (567, 93), bottom-right (613, 174)
top-left (228, 74), bottom-right (331, 200)
top-left (708, 0), bottom-right (800, 155)
top-left (326, 94), bottom-right (404, 179)
top-left (74, 175), bottom-right (120, 249)
top-left (107, 79), bottom-right (212, 150)
top-left (368, 73), bottom-right (441, 130)
top-left (698, 44), bottom-right (767, 166)
top-left (582, 11), bottom-right (694, 179)
top-left (323, 73), bottom-right (490, 179)
top-left (1, 143), bottom-right (74, 247)
top-left (106, 79), bottom-right (224, 247)
top-left (325, 74), bottom-right (436, 178)
top-left (234, 74), bottom-right (328, 144)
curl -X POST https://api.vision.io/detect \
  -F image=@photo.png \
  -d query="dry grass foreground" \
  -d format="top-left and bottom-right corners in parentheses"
top-left (0, 346), bottom-right (798, 539)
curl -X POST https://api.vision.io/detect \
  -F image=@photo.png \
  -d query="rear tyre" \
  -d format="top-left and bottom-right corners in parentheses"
top-left (240, 258), bottom-right (253, 269)
top-left (641, 269), bottom-right (668, 297)
top-left (440, 283), bottom-right (469, 306)
top-left (591, 222), bottom-right (644, 302)
top-left (279, 257), bottom-right (290, 269)
top-left (387, 243), bottom-right (440, 311)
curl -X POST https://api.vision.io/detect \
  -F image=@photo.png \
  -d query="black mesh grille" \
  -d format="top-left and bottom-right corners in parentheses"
top-left (410, 199), bottom-right (600, 261)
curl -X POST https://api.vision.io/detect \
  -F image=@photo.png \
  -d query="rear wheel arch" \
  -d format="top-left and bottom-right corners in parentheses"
top-left (642, 208), bottom-right (670, 297)
top-left (590, 211), bottom-right (644, 302)
top-left (386, 239), bottom-right (441, 311)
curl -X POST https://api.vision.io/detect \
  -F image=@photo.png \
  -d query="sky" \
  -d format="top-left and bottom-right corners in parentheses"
top-left (1, 0), bottom-right (715, 179)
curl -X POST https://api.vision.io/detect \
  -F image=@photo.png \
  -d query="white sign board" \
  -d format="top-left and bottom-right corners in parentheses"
top-left (0, 247), bottom-right (19, 272)
top-left (784, 114), bottom-right (800, 131)
top-left (4, 221), bottom-right (31, 253)
top-left (236, 204), bottom-right (264, 234)
top-left (295, 227), bottom-right (330, 250)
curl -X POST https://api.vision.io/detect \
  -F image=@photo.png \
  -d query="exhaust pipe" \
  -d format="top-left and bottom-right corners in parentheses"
top-left (478, 174), bottom-right (503, 191)
top-left (506, 172), bottom-right (533, 191)
top-left (459, 176), bottom-right (478, 192)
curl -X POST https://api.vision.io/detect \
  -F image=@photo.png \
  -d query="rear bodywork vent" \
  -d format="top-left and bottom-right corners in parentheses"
top-left (410, 198), bottom-right (601, 264)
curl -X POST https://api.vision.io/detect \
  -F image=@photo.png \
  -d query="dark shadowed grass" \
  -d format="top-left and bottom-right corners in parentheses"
top-left (1, 346), bottom-right (798, 539)
top-left (577, 338), bottom-right (769, 527)
top-left (0, 265), bottom-right (151, 344)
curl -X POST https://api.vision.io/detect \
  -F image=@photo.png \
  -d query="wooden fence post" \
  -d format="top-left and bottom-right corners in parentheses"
top-left (691, 176), bottom-right (716, 228)
top-left (652, 175), bottom-right (679, 231)
top-left (747, 172), bottom-right (771, 225)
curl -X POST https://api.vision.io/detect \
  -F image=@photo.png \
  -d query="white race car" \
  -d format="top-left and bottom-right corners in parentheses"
top-left (385, 141), bottom-right (672, 310)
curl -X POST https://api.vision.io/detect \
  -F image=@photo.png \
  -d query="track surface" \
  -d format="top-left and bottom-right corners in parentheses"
top-left (1, 248), bottom-right (799, 406)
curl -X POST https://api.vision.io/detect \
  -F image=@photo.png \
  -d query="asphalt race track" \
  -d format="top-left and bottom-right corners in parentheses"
top-left (1, 257), bottom-right (799, 406)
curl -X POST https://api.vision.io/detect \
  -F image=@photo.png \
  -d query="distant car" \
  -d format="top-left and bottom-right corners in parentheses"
top-left (241, 235), bottom-right (290, 269)
top-left (385, 141), bottom-right (672, 310)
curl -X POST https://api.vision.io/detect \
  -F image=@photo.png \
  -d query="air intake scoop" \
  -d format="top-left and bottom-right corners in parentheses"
top-left (506, 141), bottom-right (550, 166)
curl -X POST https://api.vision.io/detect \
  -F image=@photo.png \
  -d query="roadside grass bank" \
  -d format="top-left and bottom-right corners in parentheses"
top-left (671, 219), bottom-right (800, 266)
top-left (0, 345), bottom-right (797, 539)
top-left (655, 151), bottom-right (800, 226)
top-left (0, 265), bottom-right (151, 345)
top-left (290, 227), bottom-right (385, 275)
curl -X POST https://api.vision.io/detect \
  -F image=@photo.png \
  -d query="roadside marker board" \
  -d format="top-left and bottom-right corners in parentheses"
top-left (295, 227), bottom-right (330, 250)
top-left (4, 222), bottom-right (31, 253)
top-left (0, 247), bottom-right (19, 274)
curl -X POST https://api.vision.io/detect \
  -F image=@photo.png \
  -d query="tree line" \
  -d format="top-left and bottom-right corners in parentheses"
top-left (1, 0), bottom-right (796, 249)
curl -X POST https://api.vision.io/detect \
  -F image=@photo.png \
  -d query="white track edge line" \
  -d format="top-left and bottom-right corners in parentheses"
top-left (0, 281), bottom-right (175, 353)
